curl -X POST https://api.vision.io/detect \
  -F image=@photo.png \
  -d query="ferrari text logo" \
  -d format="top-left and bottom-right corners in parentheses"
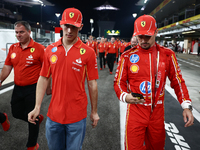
top-left (80, 48), bottom-right (86, 55)
top-left (69, 12), bottom-right (74, 18)
top-left (141, 21), bottom-right (146, 27)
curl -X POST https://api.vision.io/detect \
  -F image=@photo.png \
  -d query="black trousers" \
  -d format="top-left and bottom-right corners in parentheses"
top-left (11, 83), bottom-right (40, 147)
top-left (0, 112), bottom-right (6, 123)
top-left (107, 53), bottom-right (116, 72)
top-left (99, 52), bottom-right (106, 69)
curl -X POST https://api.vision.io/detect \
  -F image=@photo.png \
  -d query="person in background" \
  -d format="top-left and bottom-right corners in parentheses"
top-left (28, 8), bottom-right (100, 150)
top-left (105, 37), bottom-right (118, 74)
top-left (0, 21), bottom-right (44, 150)
top-left (124, 36), bottom-right (138, 52)
top-left (86, 35), bottom-right (97, 55)
top-left (114, 15), bottom-right (194, 150)
top-left (119, 39), bottom-right (127, 56)
top-left (98, 37), bottom-right (107, 70)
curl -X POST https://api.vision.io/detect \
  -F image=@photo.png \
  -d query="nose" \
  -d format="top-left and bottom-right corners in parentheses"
top-left (67, 27), bottom-right (72, 33)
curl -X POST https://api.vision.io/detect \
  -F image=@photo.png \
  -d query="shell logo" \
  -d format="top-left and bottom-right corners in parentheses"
top-left (50, 55), bottom-right (58, 64)
top-left (11, 53), bottom-right (16, 59)
top-left (130, 64), bottom-right (139, 73)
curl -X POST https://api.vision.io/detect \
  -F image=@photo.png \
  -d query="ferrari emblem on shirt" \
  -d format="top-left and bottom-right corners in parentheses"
top-left (11, 53), bottom-right (16, 59)
top-left (80, 48), bottom-right (86, 55)
top-left (30, 48), bottom-right (35, 53)
top-left (69, 12), bottom-right (74, 18)
top-left (50, 55), bottom-right (58, 64)
top-left (141, 21), bottom-right (146, 27)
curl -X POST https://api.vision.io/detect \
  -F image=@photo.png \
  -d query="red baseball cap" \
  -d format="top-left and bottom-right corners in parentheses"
top-left (60, 8), bottom-right (82, 27)
top-left (133, 15), bottom-right (157, 36)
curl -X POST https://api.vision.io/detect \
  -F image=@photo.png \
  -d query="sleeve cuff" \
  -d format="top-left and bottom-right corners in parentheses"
top-left (120, 92), bottom-right (128, 103)
top-left (181, 100), bottom-right (192, 109)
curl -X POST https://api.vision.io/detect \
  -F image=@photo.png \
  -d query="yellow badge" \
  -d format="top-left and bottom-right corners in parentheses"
top-left (80, 48), bottom-right (86, 55)
top-left (30, 48), bottom-right (35, 53)
top-left (141, 21), bottom-right (146, 27)
top-left (11, 53), bottom-right (16, 59)
top-left (130, 64), bottom-right (139, 73)
top-left (69, 12), bottom-right (74, 18)
top-left (50, 55), bottom-right (58, 64)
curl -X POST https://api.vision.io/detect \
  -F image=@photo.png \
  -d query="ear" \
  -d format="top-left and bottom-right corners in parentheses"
top-left (78, 24), bottom-right (83, 31)
top-left (154, 29), bottom-right (158, 36)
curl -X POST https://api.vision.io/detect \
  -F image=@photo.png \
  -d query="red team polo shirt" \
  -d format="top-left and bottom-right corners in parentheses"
top-left (106, 42), bottom-right (119, 57)
top-left (5, 38), bottom-right (45, 86)
top-left (86, 41), bottom-right (97, 55)
top-left (98, 42), bottom-right (107, 53)
top-left (40, 37), bottom-right (99, 124)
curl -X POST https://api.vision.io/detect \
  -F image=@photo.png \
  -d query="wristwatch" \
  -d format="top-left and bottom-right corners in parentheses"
top-left (188, 105), bottom-right (193, 111)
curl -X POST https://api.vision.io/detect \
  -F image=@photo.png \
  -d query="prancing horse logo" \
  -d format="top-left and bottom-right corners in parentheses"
top-left (141, 21), bottom-right (146, 27)
top-left (69, 12), bottom-right (74, 18)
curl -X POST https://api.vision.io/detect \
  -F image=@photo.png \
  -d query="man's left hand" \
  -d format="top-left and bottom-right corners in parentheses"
top-left (90, 112), bottom-right (100, 128)
top-left (183, 108), bottom-right (194, 127)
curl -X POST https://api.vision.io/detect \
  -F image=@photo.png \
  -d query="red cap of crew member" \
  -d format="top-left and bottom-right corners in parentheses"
top-left (133, 15), bottom-right (157, 36)
top-left (60, 8), bottom-right (82, 27)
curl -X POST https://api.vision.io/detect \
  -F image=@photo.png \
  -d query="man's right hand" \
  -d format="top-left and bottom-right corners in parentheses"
top-left (28, 108), bottom-right (40, 125)
top-left (125, 93), bottom-right (145, 104)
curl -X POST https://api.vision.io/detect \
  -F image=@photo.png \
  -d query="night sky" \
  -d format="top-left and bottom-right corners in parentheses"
top-left (19, 0), bottom-right (142, 39)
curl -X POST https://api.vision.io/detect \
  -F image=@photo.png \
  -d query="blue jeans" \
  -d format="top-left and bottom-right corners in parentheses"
top-left (46, 117), bottom-right (86, 150)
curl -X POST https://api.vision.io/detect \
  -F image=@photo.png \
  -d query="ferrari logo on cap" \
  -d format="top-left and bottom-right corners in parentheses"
top-left (69, 12), bottom-right (74, 18)
top-left (30, 48), bottom-right (35, 53)
top-left (141, 21), bottom-right (146, 27)
top-left (80, 48), bottom-right (86, 55)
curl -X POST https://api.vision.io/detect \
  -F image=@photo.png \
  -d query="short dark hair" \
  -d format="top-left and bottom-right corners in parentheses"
top-left (14, 21), bottom-right (31, 31)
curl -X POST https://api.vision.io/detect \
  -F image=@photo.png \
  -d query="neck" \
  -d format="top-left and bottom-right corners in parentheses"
top-left (63, 37), bottom-right (78, 47)
top-left (20, 38), bottom-right (30, 49)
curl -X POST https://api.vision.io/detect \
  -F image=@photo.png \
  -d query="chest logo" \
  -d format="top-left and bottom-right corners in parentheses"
top-left (69, 12), bottom-right (74, 18)
top-left (130, 54), bottom-right (139, 63)
top-left (80, 48), bottom-right (86, 55)
top-left (51, 47), bottom-right (57, 52)
top-left (140, 81), bottom-right (151, 94)
top-left (30, 48), bottom-right (35, 53)
top-left (50, 55), bottom-right (58, 64)
top-left (130, 64), bottom-right (139, 73)
top-left (141, 21), bottom-right (146, 27)
top-left (11, 53), bottom-right (16, 59)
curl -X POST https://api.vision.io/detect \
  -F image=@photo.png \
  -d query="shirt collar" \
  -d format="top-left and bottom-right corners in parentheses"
top-left (57, 37), bottom-right (83, 49)
top-left (17, 38), bottom-right (34, 49)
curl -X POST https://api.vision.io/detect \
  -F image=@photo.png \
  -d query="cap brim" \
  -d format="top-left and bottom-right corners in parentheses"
top-left (133, 30), bottom-right (154, 36)
top-left (60, 21), bottom-right (81, 28)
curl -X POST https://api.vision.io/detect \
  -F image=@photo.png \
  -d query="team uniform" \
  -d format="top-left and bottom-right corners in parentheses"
top-left (41, 37), bottom-right (98, 124)
top-left (86, 41), bottom-right (97, 55)
top-left (98, 42), bottom-right (107, 69)
top-left (105, 42), bottom-right (118, 73)
top-left (119, 42), bottom-right (127, 55)
top-left (5, 38), bottom-right (44, 147)
top-left (114, 44), bottom-right (191, 149)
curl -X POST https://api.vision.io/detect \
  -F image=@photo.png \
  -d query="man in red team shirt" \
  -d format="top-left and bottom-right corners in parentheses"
top-left (114, 15), bottom-right (194, 150)
top-left (105, 37), bottom-right (118, 74)
top-left (86, 35), bottom-right (97, 55)
top-left (28, 8), bottom-right (99, 150)
top-left (0, 21), bottom-right (44, 150)
top-left (98, 37), bottom-right (107, 70)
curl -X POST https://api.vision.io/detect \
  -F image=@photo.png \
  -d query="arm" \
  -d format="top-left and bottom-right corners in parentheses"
top-left (87, 79), bottom-right (99, 128)
top-left (167, 51), bottom-right (194, 127)
top-left (46, 76), bottom-right (52, 95)
top-left (113, 55), bottom-right (144, 104)
top-left (28, 76), bottom-right (49, 124)
top-left (0, 65), bottom-right (12, 86)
